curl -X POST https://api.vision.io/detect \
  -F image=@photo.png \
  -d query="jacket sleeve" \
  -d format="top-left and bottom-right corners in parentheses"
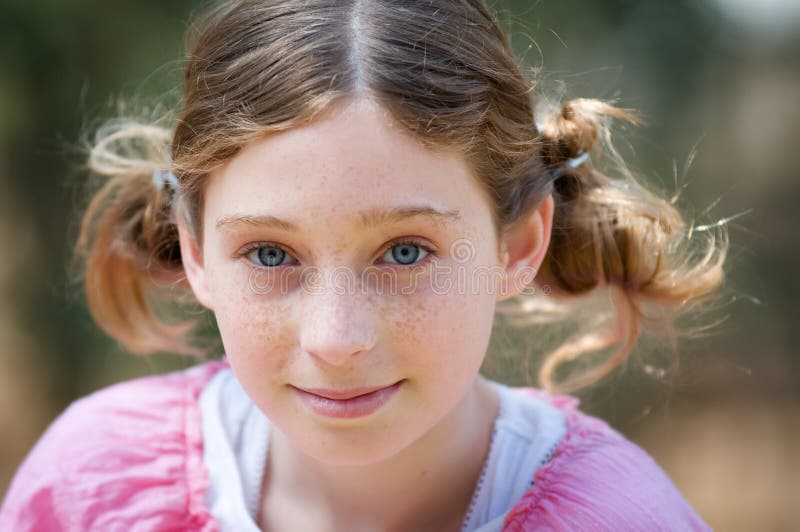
top-left (504, 393), bottom-right (712, 532)
top-left (0, 361), bottom-right (226, 532)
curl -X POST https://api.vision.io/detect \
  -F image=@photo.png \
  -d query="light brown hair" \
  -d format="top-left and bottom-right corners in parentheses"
top-left (74, 0), bottom-right (728, 393)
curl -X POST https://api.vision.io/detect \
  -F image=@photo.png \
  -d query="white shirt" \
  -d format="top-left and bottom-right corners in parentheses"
top-left (200, 368), bottom-right (566, 531)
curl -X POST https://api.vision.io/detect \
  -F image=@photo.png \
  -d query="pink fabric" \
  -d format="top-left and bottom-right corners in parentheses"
top-left (503, 389), bottom-right (711, 531)
top-left (1, 360), bottom-right (710, 531)
top-left (0, 359), bottom-right (228, 532)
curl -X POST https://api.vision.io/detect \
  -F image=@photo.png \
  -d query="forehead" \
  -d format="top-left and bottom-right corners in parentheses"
top-left (203, 99), bottom-right (494, 233)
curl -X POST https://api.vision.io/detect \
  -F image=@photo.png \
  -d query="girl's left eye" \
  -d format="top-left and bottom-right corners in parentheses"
top-left (380, 239), bottom-right (434, 267)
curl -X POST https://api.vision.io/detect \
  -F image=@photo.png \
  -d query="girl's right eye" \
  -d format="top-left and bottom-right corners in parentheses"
top-left (240, 243), bottom-right (297, 268)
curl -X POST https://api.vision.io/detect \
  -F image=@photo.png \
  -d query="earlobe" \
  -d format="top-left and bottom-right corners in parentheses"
top-left (176, 215), bottom-right (214, 311)
top-left (496, 194), bottom-right (554, 302)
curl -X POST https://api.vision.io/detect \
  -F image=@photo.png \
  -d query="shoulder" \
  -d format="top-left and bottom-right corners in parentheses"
top-left (503, 388), bottom-right (711, 532)
top-left (0, 358), bottom-right (229, 531)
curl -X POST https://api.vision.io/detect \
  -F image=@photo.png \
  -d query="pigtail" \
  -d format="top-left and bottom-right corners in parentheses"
top-left (533, 98), bottom-right (728, 393)
top-left (72, 120), bottom-right (207, 357)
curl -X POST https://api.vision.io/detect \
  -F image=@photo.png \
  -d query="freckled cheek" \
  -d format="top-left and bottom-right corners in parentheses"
top-left (385, 291), bottom-right (462, 350)
top-left (208, 259), bottom-right (296, 302)
top-left (211, 293), bottom-right (296, 376)
top-left (400, 285), bottom-right (492, 374)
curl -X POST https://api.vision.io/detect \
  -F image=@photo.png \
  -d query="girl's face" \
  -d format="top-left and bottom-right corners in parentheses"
top-left (179, 98), bottom-right (531, 465)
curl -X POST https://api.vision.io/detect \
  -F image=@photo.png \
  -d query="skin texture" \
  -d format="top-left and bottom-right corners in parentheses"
top-left (177, 97), bottom-right (554, 530)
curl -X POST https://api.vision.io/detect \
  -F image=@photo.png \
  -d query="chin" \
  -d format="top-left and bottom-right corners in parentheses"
top-left (293, 422), bottom-right (419, 467)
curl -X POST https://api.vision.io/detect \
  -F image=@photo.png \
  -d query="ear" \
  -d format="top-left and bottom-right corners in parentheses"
top-left (176, 213), bottom-right (215, 311)
top-left (496, 194), bottom-right (554, 302)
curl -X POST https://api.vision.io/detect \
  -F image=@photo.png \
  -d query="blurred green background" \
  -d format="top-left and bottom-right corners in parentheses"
top-left (0, 0), bottom-right (797, 529)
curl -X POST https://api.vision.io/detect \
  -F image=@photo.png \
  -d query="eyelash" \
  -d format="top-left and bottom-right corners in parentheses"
top-left (237, 237), bottom-right (436, 270)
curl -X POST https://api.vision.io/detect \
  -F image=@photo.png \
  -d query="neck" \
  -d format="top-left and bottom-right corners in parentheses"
top-left (260, 375), bottom-right (500, 531)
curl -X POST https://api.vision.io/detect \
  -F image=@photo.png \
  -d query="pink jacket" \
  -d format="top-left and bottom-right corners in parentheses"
top-left (0, 358), bottom-right (711, 531)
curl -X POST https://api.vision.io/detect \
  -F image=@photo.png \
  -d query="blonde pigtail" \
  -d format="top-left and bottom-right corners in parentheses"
top-left (532, 98), bottom-right (728, 393)
top-left (73, 121), bottom-right (208, 357)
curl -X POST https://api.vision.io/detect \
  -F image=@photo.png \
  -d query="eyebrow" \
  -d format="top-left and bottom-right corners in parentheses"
top-left (216, 205), bottom-right (462, 232)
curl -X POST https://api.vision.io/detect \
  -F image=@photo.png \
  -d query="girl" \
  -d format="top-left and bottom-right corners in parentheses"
top-left (1, 1), bottom-right (726, 530)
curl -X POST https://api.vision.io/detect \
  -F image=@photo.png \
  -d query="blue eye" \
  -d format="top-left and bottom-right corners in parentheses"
top-left (381, 239), bottom-right (432, 266)
top-left (243, 244), bottom-right (295, 268)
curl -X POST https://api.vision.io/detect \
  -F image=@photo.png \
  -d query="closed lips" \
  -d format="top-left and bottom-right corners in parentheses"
top-left (294, 381), bottom-right (403, 400)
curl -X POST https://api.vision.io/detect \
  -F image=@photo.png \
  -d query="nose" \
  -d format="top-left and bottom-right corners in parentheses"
top-left (299, 281), bottom-right (377, 367)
